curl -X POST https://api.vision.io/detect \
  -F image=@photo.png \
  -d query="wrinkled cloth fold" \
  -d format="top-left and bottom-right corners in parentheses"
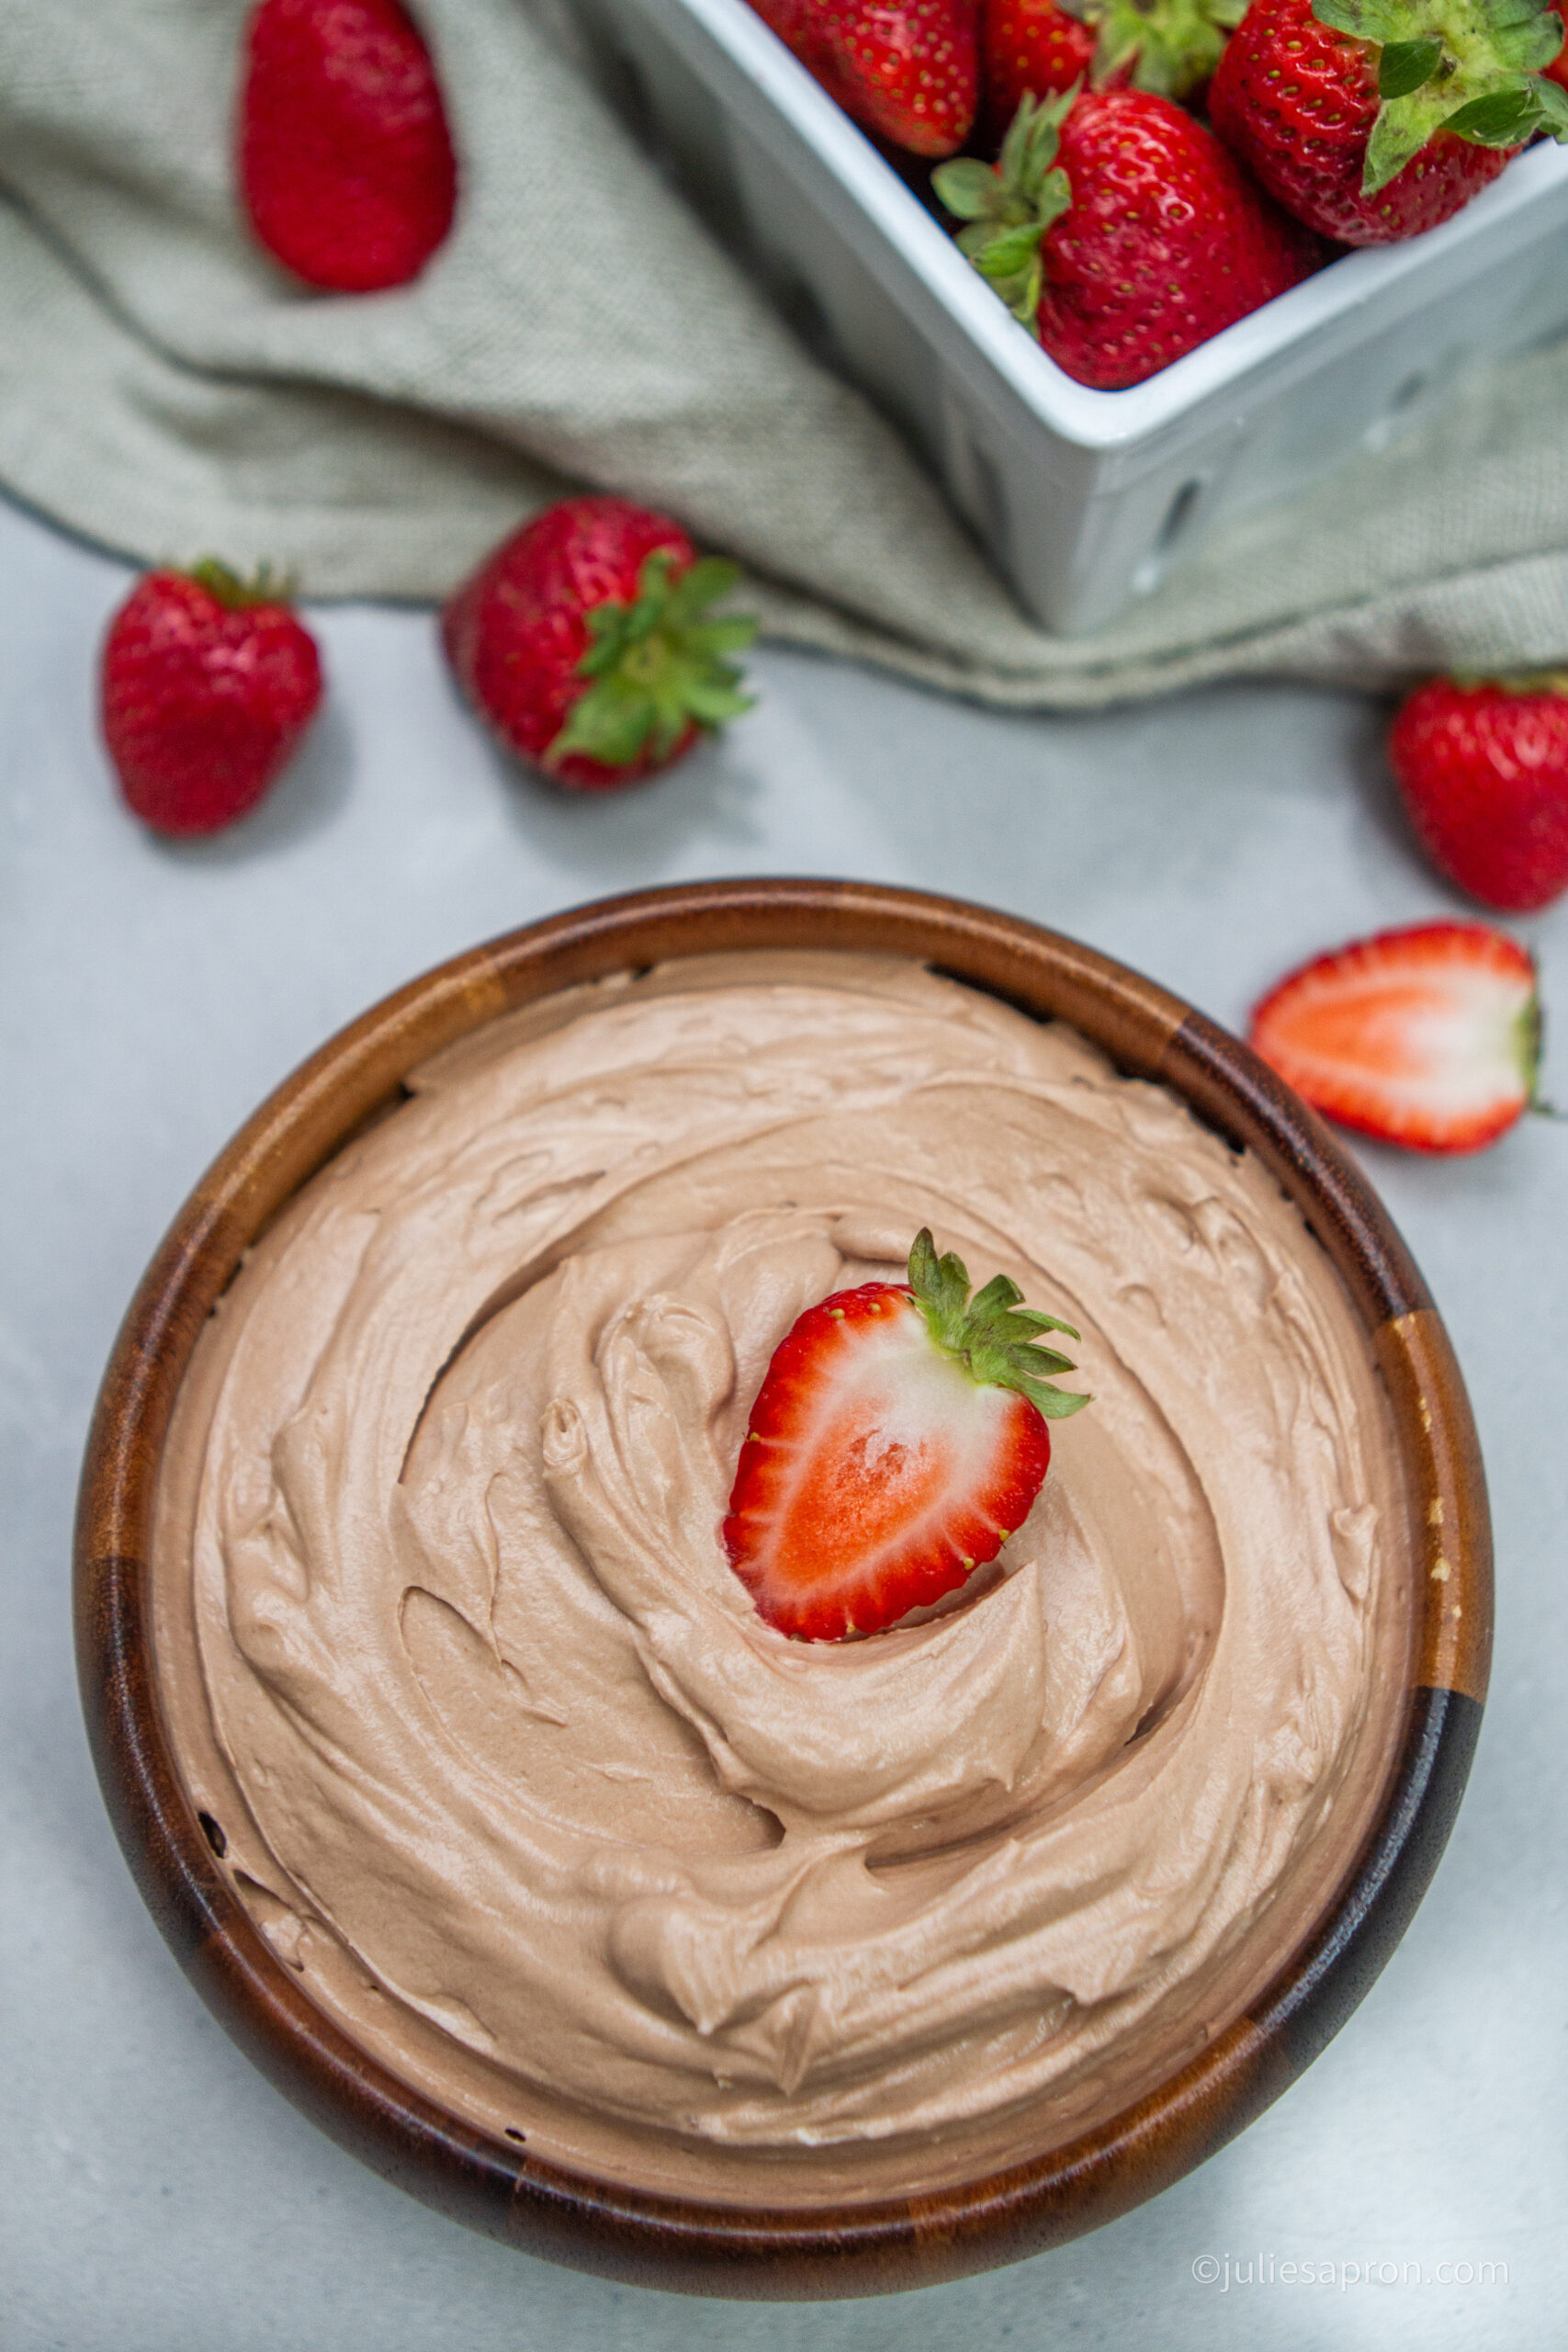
top-left (2, 0), bottom-right (1564, 707)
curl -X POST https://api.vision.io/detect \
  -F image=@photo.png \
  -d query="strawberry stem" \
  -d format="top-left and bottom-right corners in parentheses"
top-left (907, 1229), bottom-right (1091, 1417)
top-left (546, 551), bottom-right (758, 771)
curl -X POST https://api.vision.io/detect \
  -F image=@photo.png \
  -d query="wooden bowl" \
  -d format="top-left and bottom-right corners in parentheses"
top-left (75, 879), bottom-right (1491, 2299)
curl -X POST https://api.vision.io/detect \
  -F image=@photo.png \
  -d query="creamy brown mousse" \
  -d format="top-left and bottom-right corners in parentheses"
top-left (152, 953), bottom-right (1414, 2204)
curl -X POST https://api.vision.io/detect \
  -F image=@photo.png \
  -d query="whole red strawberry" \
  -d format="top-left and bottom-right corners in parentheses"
top-left (1249, 922), bottom-right (1540, 1153)
top-left (1388, 673), bottom-right (1568, 912)
top-left (239, 0), bottom-right (457, 292)
top-left (1210, 0), bottom-right (1568, 247)
top-left (442, 498), bottom-right (757, 792)
top-left (101, 562), bottom-right (323, 837)
top-left (746, 0), bottom-right (978, 155)
top-left (725, 1229), bottom-right (1089, 1641)
top-left (984, 0), bottom-right (1247, 130)
top-left (980, 0), bottom-right (1095, 142)
top-left (936, 88), bottom-right (1323, 390)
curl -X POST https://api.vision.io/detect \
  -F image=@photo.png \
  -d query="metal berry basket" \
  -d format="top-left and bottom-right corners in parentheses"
top-left (574, 0), bottom-right (1568, 633)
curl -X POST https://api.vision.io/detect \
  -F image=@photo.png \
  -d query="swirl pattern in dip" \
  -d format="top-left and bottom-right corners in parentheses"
top-left (153, 954), bottom-right (1412, 2201)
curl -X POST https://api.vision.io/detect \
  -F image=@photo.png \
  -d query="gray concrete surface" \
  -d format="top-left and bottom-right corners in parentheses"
top-left (3, 492), bottom-right (1563, 2349)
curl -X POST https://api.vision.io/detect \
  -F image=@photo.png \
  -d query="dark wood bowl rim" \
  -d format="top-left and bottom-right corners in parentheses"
top-left (74, 879), bottom-right (1492, 2299)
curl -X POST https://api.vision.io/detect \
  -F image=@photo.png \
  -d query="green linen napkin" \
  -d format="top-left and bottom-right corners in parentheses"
top-left (2, 0), bottom-right (1564, 707)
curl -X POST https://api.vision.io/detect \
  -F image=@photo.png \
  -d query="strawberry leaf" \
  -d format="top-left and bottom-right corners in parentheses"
top-left (1082, 0), bottom-right (1250, 99)
top-left (1445, 73), bottom-right (1568, 137)
top-left (1490, 0), bottom-right (1566, 70)
top-left (1441, 79), bottom-right (1538, 135)
top-left (1453, 667), bottom-right (1568, 694)
top-left (1009, 1305), bottom-right (1084, 1339)
top-left (934, 159), bottom-right (1004, 219)
top-left (546, 549), bottom-right (757, 772)
top-left (1379, 35), bottom-right (1444, 92)
top-left (1314, 0), bottom-right (1404, 40)
top-left (907, 1228), bottom-right (1092, 1418)
top-left (186, 556), bottom-right (294, 609)
top-left (935, 91), bottom-right (1077, 334)
top-left (1364, 93), bottom-right (1448, 187)
top-left (1326, 0), bottom-right (1568, 190)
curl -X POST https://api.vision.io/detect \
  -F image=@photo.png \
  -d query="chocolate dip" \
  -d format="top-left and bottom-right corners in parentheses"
top-left (152, 954), bottom-right (1414, 2203)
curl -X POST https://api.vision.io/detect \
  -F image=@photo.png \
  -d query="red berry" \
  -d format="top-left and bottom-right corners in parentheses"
top-left (747, 0), bottom-right (978, 155)
top-left (937, 87), bottom-right (1322, 391)
top-left (979, 0), bottom-right (1095, 145)
top-left (441, 498), bottom-right (756, 794)
top-left (981, 0), bottom-right (1245, 137)
top-left (239, 0), bottom-right (457, 292)
top-left (1208, 0), bottom-right (1529, 247)
top-left (724, 1230), bottom-right (1089, 1642)
top-left (101, 564), bottom-right (323, 837)
top-left (1045, 89), bottom-right (1321, 385)
top-left (1248, 922), bottom-right (1540, 1155)
top-left (1388, 675), bottom-right (1568, 914)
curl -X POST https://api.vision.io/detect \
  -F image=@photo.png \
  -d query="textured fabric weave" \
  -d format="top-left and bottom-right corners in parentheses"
top-left (2, 0), bottom-right (1564, 706)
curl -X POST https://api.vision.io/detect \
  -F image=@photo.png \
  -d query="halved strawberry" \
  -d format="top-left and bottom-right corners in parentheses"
top-left (723, 1230), bottom-right (1089, 1642)
top-left (1248, 922), bottom-right (1541, 1154)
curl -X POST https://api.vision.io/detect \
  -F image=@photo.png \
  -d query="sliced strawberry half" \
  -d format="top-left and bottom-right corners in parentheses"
top-left (723, 1230), bottom-right (1089, 1642)
top-left (1248, 922), bottom-right (1541, 1155)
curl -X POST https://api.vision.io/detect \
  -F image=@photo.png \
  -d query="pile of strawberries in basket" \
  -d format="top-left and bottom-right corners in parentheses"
top-left (750, 0), bottom-right (1568, 389)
